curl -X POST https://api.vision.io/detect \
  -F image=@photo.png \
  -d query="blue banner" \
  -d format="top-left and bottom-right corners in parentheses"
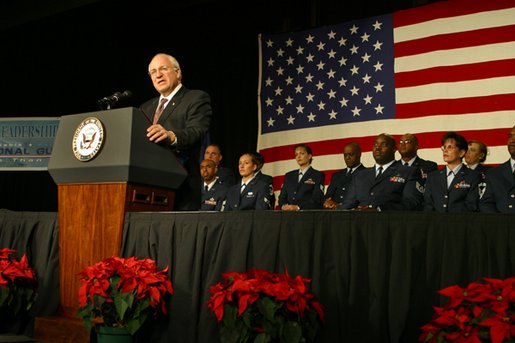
top-left (0, 118), bottom-right (60, 170)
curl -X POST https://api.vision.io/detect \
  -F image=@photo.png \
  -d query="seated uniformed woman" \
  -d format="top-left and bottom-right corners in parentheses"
top-left (222, 153), bottom-right (272, 211)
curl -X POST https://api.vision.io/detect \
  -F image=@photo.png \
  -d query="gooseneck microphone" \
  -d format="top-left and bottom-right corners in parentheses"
top-left (97, 90), bottom-right (133, 109)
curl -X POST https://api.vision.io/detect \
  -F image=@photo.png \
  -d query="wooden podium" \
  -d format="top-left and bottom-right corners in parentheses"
top-left (40, 107), bottom-right (187, 342)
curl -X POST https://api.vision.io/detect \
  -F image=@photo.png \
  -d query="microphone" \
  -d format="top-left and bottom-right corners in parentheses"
top-left (98, 90), bottom-right (132, 109)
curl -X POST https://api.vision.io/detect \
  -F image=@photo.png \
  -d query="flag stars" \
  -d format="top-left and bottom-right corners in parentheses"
top-left (327, 69), bottom-right (336, 78)
top-left (305, 73), bottom-right (314, 83)
top-left (266, 39), bottom-right (274, 47)
top-left (286, 38), bottom-right (294, 47)
top-left (373, 40), bottom-right (383, 50)
top-left (306, 34), bottom-right (315, 43)
top-left (267, 117), bottom-right (275, 127)
top-left (295, 84), bottom-right (303, 94)
top-left (265, 77), bottom-right (273, 86)
top-left (317, 61), bottom-right (326, 70)
top-left (286, 57), bottom-right (294, 65)
top-left (375, 104), bottom-right (385, 114)
top-left (361, 53), bottom-right (371, 63)
top-left (307, 112), bottom-right (316, 122)
top-left (350, 45), bottom-right (359, 54)
top-left (316, 81), bottom-right (325, 90)
top-left (338, 77), bottom-right (347, 87)
top-left (296, 65), bottom-right (304, 74)
top-left (349, 25), bottom-right (359, 34)
top-left (285, 96), bottom-right (294, 105)
top-left (276, 67), bottom-right (284, 76)
top-left (267, 58), bottom-right (275, 67)
top-left (350, 65), bottom-right (360, 75)
top-left (362, 74), bottom-right (371, 83)
top-left (287, 115), bottom-right (296, 125)
top-left (363, 94), bottom-right (373, 104)
top-left (327, 89), bottom-right (337, 99)
top-left (265, 97), bottom-right (273, 107)
top-left (338, 57), bottom-right (348, 66)
top-left (277, 48), bottom-right (285, 57)
top-left (350, 86), bottom-right (360, 95)
top-left (361, 32), bottom-right (370, 42)
top-left (328, 110), bottom-right (338, 119)
top-left (373, 61), bottom-right (383, 71)
top-left (317, 101), bottom-right (326, 110)
top-left (306, 93), bottom-right (315, 102)
top-left (296, 104), bottom-right (305, 113)
top-left (374, 82), bottom-right (384, 92)
top-left (285, 76), bottom-right (294, 85)
top-left (351, 106), bottom-right (362, 116)
top-left (373, 20), bottom-right (382, 30)
top-left (327, 49), bottom-right (337, 58)
top-left (339, 97), bottom-right (349, 107)
top-left (306, 53), bottom-right (315, 62)
top-left (296, 46), bottom-right (304, 55)
top-left (274, 87), bottom-right (283, 96)
top-left (328, 30), bottom-right (337, 39)
top-left (338, 37), bottom-right (347, 46)
top-left (317, 41), bottom-right (326, 50)
top-left (276, 106), bottom-right (284, 115)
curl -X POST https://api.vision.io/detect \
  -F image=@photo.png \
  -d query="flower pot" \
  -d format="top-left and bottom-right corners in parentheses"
top-left (96, 326), bottom-right (134, 343)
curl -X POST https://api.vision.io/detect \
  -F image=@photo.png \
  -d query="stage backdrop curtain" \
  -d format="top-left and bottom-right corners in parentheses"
top-left (120, 211), bottom-right (515, 343)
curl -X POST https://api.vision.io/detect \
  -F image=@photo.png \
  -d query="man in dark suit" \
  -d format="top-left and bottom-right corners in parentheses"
top-left (324, 142), bottom-right (366, 209)
top-left (480, 125), bottom-right (515, 213)
top-left (341, 134), bottom-right (423, 211)
top-left (204, 143), bottom-right (236, 186)
top-left (424, 132), bottom-right (480, 212)
top-left (398, 133), bottom-right (438, 183)
top-left (200, 159), bottom-right (228, 211)
top-left (143, 53), bottom-right (211, 211)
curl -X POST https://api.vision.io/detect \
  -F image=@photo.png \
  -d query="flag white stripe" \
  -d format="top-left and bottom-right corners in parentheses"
top-left (394, 7), bottom-right (515, 43)
top-left (258, 111), bottom-right (515, 150)
top-left (395, 42), bottom-right (515, 73)
top-left (396, 75), bottom-right (515, 103)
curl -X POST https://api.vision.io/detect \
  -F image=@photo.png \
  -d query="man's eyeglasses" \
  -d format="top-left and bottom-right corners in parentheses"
top-left (148, 66), bottom-right (176, 77)
top-left (399, 139), bottom-right (412, 144)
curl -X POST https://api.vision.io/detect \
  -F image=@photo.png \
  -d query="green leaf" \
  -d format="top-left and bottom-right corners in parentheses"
top-left (282, 321), bottom-right (302, 343)
top-left (254, 332), bottom-right (271, 343)
top-left (0, 287), bottom-right (10, 308)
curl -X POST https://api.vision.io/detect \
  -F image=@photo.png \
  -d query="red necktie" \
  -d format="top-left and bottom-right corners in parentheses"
top-left (153, 98), bottom-right (169, 124)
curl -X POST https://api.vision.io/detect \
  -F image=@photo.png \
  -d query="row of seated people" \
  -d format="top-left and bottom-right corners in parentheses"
top-left (200, 126), bottom-right (515, 213)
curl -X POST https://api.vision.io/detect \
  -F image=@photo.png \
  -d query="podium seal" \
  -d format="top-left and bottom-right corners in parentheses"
top-left (72, 117), bottom-right (105, 161)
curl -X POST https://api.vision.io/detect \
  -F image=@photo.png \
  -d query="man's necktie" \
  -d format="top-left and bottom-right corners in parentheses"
top-left (447, 170), bottom-right (454, 189)
top-left (153, 98), bottom-right (169, 124)
top-left (376, 166), bottom-right (383, 179)
top-left (404, 162), bottom-right (409, 166)
top-left (205, 185), bottom-right (209, 192)
top-left (347, 169), bottom-right (352, 177)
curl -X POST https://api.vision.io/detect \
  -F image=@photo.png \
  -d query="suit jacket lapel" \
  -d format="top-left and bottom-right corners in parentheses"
top-left (157, 87), bottom-right (186, 124)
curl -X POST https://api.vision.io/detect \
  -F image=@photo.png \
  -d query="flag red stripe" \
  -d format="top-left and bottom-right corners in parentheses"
top-left (396, 94), bottom-right (515, 118)
top-left (394, 25), bottom-right (515, 58)
top-left (393, 0), bottom-right (515, 28)
top-left (395, 59), bottom-right (515, 88)
top-left (261, 128), bottom-right (509, 164)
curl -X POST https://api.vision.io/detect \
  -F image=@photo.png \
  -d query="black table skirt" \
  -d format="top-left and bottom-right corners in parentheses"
top-left (1, 209), bottom-right (514, 342)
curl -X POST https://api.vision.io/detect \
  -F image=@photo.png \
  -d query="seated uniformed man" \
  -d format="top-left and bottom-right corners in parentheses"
top-left (480, 125), bottom-right (515, 213)
top-left (324, 142), bottom-right (366, 209)
top-left (424, 132), bottom-right (480, 212)
top-left (341, 133), bottom-right (423, 211)
top-left (200, 159), bottom-right (228, 211)
top-left (398, 133), bottom-right (438, 184)
top-left (204, 143), bottom-right (236, 186)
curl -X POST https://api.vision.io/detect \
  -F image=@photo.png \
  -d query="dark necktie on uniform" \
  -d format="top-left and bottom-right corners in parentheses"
top-left (205, 185), bottom-right (209, 192)
top-left (404, 162), bottom-right (409, 166)
top-left (153, 98), bottom-right (169, 124)
top-left (347, 169), bottom-right (352, 177)
top-left (240, 183), bottom-right (246, 193)
top-left (298, 171), bottom-right (303, 182)
top-left (376, 166), bottom-right (383, 179)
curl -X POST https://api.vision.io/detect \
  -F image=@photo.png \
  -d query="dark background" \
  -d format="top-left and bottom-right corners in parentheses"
top-left (0, 0), bottom-right (436, 211)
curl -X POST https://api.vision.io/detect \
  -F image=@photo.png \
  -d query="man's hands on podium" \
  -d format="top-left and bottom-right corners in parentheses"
top-left (147, 124), bottom-right (176, 145)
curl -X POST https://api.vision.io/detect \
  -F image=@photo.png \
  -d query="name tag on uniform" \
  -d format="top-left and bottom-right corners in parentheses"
top-left (245, 192), bottom-right (256, 198)
top-left (304, 178), bottom-right (316, 185)
top-left (204, 198), bottom-right (217, 205)
top-left (454, 181), bottom-right (471, 189)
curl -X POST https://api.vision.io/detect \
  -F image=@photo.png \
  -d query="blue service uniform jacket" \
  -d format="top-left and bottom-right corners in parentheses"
top-left (217, 166), bottom-right (237, 186)
top-left (341, 161), bottom-right (423, 211)
top-left (411, 156), bottom-right (438, 184)
top-left (200, 180), bottom-right (229, 211)
top-left (254, 171), bottom-right (276, 209)
top-left (325, 164), bottom-right (367, 205)
top-left (479, 160), bottom-right (515, 213)
top-left (423, 166), bottom-right (480, 212)
top-left (223, 178), bottom-right (271, 211)
top-left (278, 167), bottom-right (325, 209)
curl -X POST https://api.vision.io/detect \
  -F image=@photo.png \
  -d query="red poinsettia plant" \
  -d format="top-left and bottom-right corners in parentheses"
top-left (77, 256), bottom-right (173, 335)
top-left (208, 268), bottom-right (325, 343)
top-left (420, 277), bottom-right (515, 343)
top-left (0, 248), bottom-right (38, 316)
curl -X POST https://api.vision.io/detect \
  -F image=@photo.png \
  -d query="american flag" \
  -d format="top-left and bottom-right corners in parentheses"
top-left (257, 0), bottom-right (515, 195)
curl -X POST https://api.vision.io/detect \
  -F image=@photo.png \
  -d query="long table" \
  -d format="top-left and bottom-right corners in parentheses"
top-left (1, 209), bottom-right (514, 342)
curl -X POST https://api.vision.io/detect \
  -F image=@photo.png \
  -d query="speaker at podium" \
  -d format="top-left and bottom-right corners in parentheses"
top-left (47, 107), bottom-right (187, 318)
